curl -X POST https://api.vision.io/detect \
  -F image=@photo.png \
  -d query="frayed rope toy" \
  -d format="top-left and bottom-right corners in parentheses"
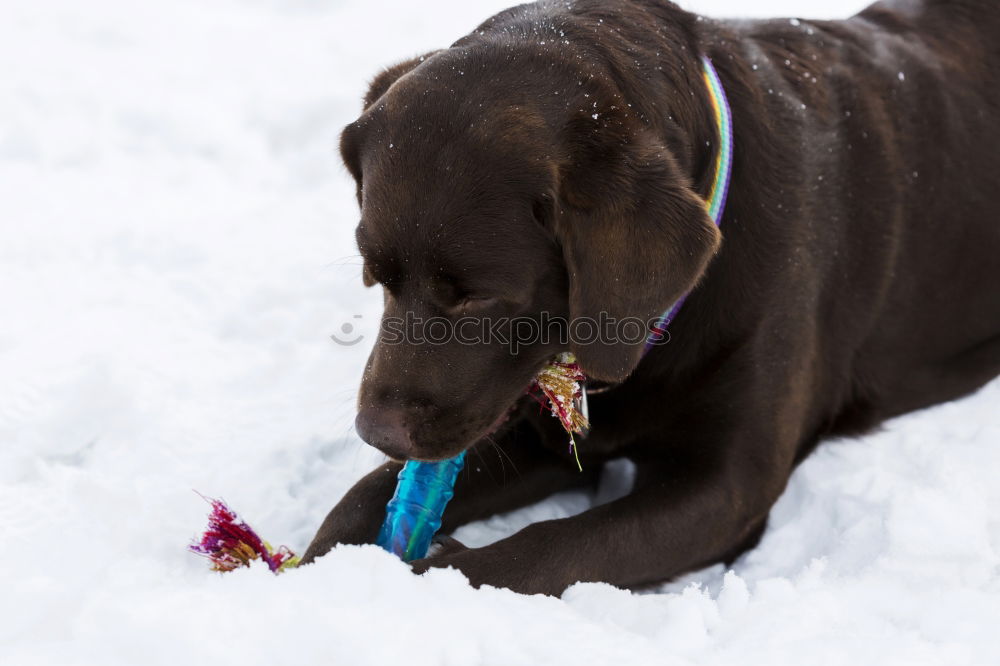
top-left (189, 493), bottom-right (300, 573)
top-left (190, 353), bottom-right (589, 573)
top-left (530, 352), bottom-right (589, 471)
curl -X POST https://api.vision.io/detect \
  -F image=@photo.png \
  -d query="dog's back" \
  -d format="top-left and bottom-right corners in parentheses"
top-left (709, 0), bottom-right (1000, 436)
top-left (843, 0), bottom-right (1000, 419)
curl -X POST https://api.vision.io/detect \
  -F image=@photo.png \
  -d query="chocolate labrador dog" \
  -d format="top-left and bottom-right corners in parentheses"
top-left (302, 0), bottom-right (1000, 594)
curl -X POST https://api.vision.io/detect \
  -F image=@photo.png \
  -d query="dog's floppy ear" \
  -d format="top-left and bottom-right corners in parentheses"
top-left (341, 52), bottom-right (441, 203)
top-left (555, 117), bottom-right (722, 382)
top-left (362, 51), bottom-right (440, 110)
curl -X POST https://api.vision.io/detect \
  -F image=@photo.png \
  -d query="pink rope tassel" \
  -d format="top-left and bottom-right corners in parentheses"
top-left (531, 352), bottom-right (590, 470)
top-left (189, 494), bottom-right (299, 574)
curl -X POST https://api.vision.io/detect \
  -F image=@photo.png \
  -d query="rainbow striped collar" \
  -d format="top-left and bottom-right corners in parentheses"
top-left (644, 55), bottom-right (734, 352)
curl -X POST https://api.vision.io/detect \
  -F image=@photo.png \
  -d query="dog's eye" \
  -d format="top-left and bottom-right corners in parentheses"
top-left (456, 296), bottom-right (498, 313)
top-left (532, 193), bottom-right (554, 228)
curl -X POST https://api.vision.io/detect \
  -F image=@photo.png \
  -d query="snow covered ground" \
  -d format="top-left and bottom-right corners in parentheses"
top-left (2, 0), bottom-right (999, 664)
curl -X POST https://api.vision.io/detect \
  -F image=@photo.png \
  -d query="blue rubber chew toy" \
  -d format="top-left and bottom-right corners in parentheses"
top-left (375, 452), bottom-right (467, 561)
top-left (373, 353), bottom-right (588, 562)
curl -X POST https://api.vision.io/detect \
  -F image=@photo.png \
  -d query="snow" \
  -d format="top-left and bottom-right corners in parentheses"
top-left (2, 0), bottom-right (999, 664)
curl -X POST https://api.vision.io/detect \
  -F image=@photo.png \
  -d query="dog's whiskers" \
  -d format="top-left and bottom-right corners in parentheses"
top-left (486, 434), bottom-right (520, 484)
top-left (471, 444), bottom-right (499, 485)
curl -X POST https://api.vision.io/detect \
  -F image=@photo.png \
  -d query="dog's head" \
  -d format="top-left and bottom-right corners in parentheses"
top-left (345, 45), bottom-right (720, 461)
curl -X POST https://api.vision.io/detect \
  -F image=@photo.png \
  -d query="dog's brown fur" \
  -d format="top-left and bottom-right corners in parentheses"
top-left (303, 0), bottom-right (1000, 595)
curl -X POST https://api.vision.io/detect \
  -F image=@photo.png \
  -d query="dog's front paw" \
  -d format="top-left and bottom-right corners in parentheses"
top-left (423, 534), bottom-right (470, 560)
top-left (409, 543), bottom-right (484, 581)
top-left (410, 533), bottom-right (562, 596)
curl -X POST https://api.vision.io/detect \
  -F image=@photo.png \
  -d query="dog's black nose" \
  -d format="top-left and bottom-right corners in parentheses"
top-left (355, 407), bottom-right (414, 460)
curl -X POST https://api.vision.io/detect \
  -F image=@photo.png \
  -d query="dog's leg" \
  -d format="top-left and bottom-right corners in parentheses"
top-left (885, 332), bottom-right (1000, 417)
top-left (411, 451), bottom-right (788, 595)
top-left (300, 459), bottom-right (403, 564)
top-left (300, 421), bottom-right (594, 564)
